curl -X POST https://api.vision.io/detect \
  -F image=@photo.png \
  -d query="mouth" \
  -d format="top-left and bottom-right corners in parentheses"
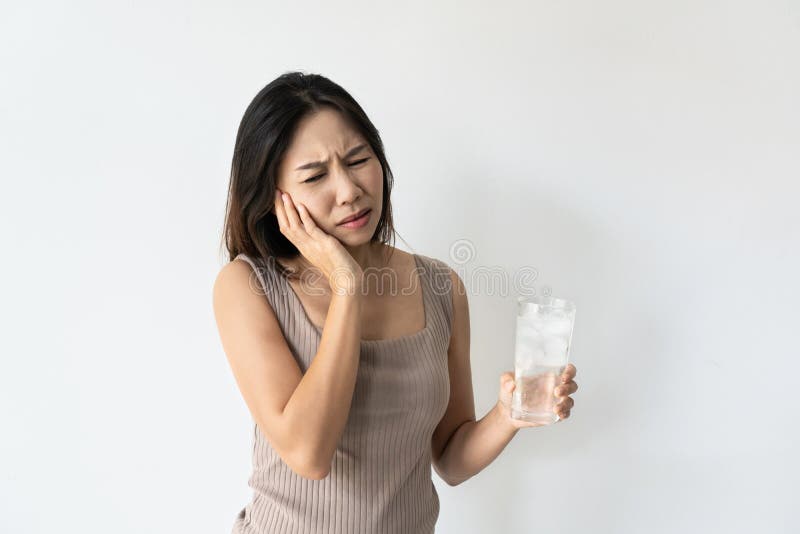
top-left (338, 208), bottom-right (371, 225)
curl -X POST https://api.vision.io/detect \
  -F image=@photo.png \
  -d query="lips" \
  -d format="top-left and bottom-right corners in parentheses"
top-left (338, 209), bottom-right (370, 225)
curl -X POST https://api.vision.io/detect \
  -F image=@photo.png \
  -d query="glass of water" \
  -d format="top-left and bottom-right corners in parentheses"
top-left (511, 295), bottom-right (576, 425)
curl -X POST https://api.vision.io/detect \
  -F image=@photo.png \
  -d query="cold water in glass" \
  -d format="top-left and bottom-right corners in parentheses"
top-left (511, 296), bottom-right (576, 425)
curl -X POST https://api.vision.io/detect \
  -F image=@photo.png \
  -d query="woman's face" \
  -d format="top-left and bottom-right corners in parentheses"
top-left (275, 107), bottom-right (383, 246)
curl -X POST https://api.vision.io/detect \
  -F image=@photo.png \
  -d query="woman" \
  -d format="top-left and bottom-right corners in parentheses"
top-left (213, 71), bottom-right (578, 534)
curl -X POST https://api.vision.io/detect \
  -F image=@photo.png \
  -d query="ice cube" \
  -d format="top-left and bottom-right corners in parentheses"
top-left (542, 318), bottom-right (573, 337)
top-left (515, 336), bottom-right (543, 359)
top-left (515, 323), bottom-right (541, 339)
top-left (543, 336), bottom-right (568, 365)
top-left (528, 317), bottom-right (548, 330)
top-left (515, 339), bottom-right (545, 370)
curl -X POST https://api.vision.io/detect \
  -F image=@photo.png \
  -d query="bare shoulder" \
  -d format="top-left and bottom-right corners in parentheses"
top-left (212, 258), bottom-right (279, 347)
top-left (213, 258), bottom-right (264, 296)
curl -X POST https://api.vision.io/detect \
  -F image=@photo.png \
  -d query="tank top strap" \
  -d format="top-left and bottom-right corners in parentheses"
top-left (233, 252), bottom-right (294, 318)
top-left (234, 252), bottom-right (273, 295)
top-left (413, 253), bottom-right (455, 337)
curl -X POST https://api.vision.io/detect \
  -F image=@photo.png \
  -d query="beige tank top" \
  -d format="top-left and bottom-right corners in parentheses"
top-left (231, 251), bottom-right (454, 534)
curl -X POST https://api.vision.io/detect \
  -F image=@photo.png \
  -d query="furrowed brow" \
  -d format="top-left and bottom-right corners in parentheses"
top-left (294, 143), bottom-right (368, 172)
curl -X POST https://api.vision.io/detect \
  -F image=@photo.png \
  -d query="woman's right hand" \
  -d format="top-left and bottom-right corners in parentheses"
top-left (274, 189), bottom-right (364, 295)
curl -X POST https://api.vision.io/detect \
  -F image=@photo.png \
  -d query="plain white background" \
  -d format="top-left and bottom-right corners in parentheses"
top-left (1, 1), bottom-right (798, 532)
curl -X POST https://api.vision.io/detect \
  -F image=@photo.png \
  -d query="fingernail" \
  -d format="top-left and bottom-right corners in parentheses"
top-left (282, 193), bottom-right (287, 201)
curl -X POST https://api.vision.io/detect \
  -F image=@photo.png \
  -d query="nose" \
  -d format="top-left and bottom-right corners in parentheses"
top-left (332, 163), bottom-right (364, 206)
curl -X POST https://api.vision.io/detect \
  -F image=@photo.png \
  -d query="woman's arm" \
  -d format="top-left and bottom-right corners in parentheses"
top-left (430, 268), bottom-right (519, 486)
top-left (431, 267), bottom-right (579, 486)
top-left (213, 259), bottom-right (362, 480)
top-left (434, 406), bottom-right (519, 487)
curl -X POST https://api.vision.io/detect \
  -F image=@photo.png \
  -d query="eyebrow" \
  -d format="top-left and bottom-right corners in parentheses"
top-left (294, 144), bottom-right (368, 172)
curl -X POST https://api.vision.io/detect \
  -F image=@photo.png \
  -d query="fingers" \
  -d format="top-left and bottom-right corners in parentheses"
top-left (274, 190), bottom-right (288, 229)
top-left (280, 191), bottom-right (302, 228)
top-left (296, 202), bottom-right (320, 236)
top-left (561, 363), bottom-right (577, 383)
top-left (500, 372), bottom-right (515, 391)
top-left (555, 397), bottom-right (574, 419)
top-left (554, 365), bottom-right (577, 420)
top-left (554, 381), bottom-right (578, 397)
top-left (275, 190), bottom-right (314, 240)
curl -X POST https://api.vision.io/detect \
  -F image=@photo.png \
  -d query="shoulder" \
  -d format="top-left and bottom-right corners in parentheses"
top-left (412, 253), bottom-right (468, 326)
top-left (412, 253), bottom-right (464, 296)
top-left (214, 257), bottom-right (253, 290)
top-left (213, 256), bottom-right (271, 306)
top-left (410, 251), bottom-right (450, 275)
top-left (212, 257), bottom-right (287, 345)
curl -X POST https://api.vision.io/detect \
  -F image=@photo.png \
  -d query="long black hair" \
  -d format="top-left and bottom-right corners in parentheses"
top-left (220, 71), bottom-right (397, 275)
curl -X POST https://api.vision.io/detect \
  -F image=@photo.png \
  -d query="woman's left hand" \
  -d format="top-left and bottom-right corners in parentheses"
top-left (496, 363), bottom-right (578, 429)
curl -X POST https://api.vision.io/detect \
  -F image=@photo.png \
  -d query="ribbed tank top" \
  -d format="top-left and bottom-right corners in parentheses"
top-left (231, 251), bottom-right (454, 534)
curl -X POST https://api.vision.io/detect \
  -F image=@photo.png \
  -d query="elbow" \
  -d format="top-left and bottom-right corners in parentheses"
top-left (445, 476), bottom-right (468, 487)
top-left (274, 424), bottom-right (332, 480)
top-left (434, 462), bottom-right (467, 487)
top-left (300, 465), bottom-right (330, 481)
top-left (288, 450), bottom-right (332, 481)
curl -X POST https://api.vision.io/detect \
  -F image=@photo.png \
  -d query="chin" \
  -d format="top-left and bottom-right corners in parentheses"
top-left (335, 233), bottom-right (373, 247)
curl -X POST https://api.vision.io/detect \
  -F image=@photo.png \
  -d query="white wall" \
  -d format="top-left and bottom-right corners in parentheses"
top-left (1, 1), bottom-right (797, 532)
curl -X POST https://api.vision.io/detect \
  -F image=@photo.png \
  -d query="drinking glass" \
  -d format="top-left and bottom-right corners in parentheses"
top-left (511, 296), bottom-right (576, 425)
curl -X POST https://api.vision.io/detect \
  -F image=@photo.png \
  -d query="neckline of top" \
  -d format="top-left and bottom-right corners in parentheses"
top-left (275, 253), bottom-right (431, 345)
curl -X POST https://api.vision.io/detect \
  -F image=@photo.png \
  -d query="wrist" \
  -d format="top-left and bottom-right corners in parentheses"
top-left (329, 272), bottom-right (365, 297)
top-left (491, 401), bottom-right (520, 437)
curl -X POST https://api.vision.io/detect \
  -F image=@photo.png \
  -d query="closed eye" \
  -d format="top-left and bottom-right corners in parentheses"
top-left (304, 158), bottom-right (370, 183)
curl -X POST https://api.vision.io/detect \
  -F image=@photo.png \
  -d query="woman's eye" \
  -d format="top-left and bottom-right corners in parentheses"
top-left (303, 158), bottom-right (370, 184)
